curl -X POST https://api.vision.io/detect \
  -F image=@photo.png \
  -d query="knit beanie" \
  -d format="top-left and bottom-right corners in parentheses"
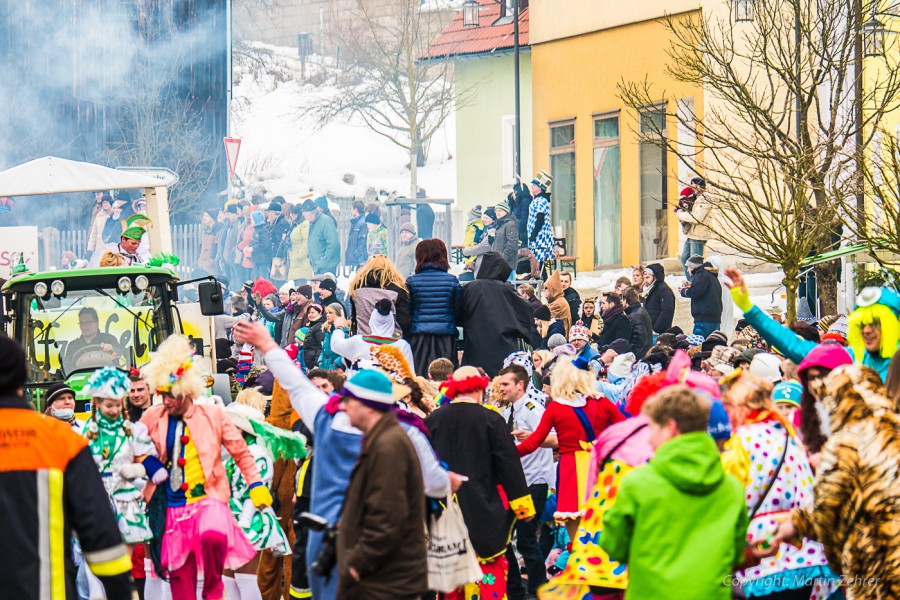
top-left (400, 222), bottom-right (417, 235)
top-left (365, 213), bottom-right (381, 225)
top-left (547, 333), bottom-right (567, 350)
top-left (568, 321), bottom-right (591, 342)
top-left (468, 205), bottom-right (483, 222)
top-left (297, 284), bottom-right (313, 299)
top-left (342, 370), bottom-right (398, 410)
top-left (772, 380), bottom-right (803, 407)
top-left (495, 200), bottom-right (511, 215)
top-left (319, 278), bottom-right (337, 294)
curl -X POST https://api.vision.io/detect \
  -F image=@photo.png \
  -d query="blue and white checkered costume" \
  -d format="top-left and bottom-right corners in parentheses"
top-left (527, 193), bottom-right (554, 263)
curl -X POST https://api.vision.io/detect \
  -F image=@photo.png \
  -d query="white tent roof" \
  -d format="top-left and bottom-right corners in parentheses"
top-left (0, 156), bottom-right (164, 197)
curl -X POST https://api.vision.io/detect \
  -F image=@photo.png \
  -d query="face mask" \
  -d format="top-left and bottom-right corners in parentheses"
top-left (53, 408), bottom-right (75, 421)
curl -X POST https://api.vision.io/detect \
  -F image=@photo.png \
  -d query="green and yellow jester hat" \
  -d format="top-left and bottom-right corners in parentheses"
top-left (121, 226), bottom-right (146, 241)
top-left (848, 287), bottom-right (900, 359)
top-left (127, 213), bottom-right (152, 228)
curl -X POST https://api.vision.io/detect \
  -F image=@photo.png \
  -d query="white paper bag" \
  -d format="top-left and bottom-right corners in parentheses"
top-left (427, 496), bottom-right (483, 593)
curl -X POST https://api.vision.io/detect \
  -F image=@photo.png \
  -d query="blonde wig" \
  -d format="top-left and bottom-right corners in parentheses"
top-left (349, 254), bottom-right (407, 295)
top-left (99, 251), bottom-right (126, 267)
top-left (550, 358), bottom-right (597, 401)
top-left (235, 387), bottom-right (269, 414)
top-left (141, 335), bottom-right (205, 399)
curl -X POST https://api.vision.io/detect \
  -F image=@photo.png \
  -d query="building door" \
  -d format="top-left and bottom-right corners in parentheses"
top-left (639, 108), bottom-right (668, 262)
top-left (593, 114), bottom-right (621, 267)
top-left (550, 121), bottom-right (576, 255)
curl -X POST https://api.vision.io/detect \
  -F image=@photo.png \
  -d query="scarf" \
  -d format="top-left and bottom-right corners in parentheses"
top-left (602, 304), bottom-right (625, 322)
top-left (88, 413), bottom-right (129, 470)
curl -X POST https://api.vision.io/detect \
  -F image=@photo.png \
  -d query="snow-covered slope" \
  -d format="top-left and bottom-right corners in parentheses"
top-left (231, 42), bottom-right (456, 203)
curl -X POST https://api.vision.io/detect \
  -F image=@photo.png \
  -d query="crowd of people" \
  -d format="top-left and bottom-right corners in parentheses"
top-left (5, 169), bottom-right (900, 600)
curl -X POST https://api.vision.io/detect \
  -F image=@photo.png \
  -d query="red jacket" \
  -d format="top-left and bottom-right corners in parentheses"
top-left (518, 396), bottom-right (625, 456)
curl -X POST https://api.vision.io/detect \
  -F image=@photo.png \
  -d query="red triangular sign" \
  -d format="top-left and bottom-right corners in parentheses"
top-left (224, 137), bottom-right (242, 178)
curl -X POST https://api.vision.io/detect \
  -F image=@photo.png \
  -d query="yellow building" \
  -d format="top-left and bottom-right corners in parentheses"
top-left (530, 0), bottom-right (703, 271)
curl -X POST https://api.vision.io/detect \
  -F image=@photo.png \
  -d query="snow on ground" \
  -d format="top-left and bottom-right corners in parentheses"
top-left (231, 43), bottom-right (456, 203)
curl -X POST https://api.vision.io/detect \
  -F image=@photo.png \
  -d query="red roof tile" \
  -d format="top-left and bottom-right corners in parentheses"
top-left (421, 0), bottom-right (529, 60)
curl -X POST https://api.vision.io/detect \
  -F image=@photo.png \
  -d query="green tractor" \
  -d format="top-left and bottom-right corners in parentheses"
top-left (2, 265), bottom-right (226, 416)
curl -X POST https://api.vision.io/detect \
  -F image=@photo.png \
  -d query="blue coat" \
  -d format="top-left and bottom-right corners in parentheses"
top-left (345, 214), bottom-right (368, 267)
top-left (406, 263), bottom-right (462, 336)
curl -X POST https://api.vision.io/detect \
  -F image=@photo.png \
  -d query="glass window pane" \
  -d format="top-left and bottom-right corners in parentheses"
top-left (593, 144), bottom-right (620, 266)
top-left (594, 117), bottom-right (618, 140)
top-left (639, 138), bottom-right (668, 261)
top-left (640, 110), bottom-right (665, 134)
top-left (550, 124), bottom-right (575, 148)
top-left (550, 152), bottom-right (576, 252)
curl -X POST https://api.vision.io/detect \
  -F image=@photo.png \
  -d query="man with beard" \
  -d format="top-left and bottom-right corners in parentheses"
top-left (596, 292), bottom-right (632, 350)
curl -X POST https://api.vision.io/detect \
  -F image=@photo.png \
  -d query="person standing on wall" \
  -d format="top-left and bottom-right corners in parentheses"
top-left (675, 176), bottom-right (714, 281)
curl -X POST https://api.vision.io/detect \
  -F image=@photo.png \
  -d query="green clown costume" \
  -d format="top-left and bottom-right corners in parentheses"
top-left (82, 367), bottom-right (156, 544)
top-left (223, 402), bottom-right (307, 555)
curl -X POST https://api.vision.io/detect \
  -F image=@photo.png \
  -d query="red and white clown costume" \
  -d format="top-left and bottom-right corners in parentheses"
top-left (139, 335), bottom-right (273, 600)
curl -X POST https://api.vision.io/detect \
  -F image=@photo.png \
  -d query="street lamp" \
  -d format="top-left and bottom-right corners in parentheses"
top-left (462, 0), bottom-right (480, 27)
top-left (864, 16), bottom-right (887, 57)
top-left (734, 0), bottom-right (754, 22)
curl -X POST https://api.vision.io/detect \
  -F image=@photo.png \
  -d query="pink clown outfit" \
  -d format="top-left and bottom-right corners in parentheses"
top-left (141, 397), bottom-right (265, 599)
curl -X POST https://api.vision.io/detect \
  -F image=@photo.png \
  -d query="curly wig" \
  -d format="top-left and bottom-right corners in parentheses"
top-left (141, 335), bottom-right (205, 399)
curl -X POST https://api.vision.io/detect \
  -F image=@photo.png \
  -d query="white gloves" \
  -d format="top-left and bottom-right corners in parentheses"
top-left (118, 463), bottom-right (147, 480)
top-left (151, 468), bottom-right (169, 485)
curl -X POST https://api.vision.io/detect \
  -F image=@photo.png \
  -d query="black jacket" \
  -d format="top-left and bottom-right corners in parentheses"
top-left (644, 263), bottom-right (676, 333)
top-left (267, 215), bottom-right (291, 260)
top-left (596, 306), bottom-right (632, 350)
top-left (460, 252), bottom-right (533, 377)
top-left (563, 288), bottom-right (581, 324)
top-left (625, 303), bottom-right (653, 358)
top-left (680, 265), bottom-right (723, 323)
top-left (303, 316), bottom-right (326, 370)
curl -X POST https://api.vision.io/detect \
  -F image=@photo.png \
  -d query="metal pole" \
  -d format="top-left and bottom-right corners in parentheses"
top-left (795, 2), bottom-right (801, 142)
top-left (855, 0), bottom-right (865, 234)
top-left (227, 0), bottom-right (233, 204)
top-left (513, 0), bottom-right (521, 179)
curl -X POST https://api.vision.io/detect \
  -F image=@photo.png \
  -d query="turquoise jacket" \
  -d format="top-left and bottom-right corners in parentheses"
top-left (601, 432), bottom-right (748, 600)
top-left (742, 305), bottom-right (891, 380)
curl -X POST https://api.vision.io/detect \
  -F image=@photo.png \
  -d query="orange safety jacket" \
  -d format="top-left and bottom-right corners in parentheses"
top-left (0, 395), bottom-right (132, 599)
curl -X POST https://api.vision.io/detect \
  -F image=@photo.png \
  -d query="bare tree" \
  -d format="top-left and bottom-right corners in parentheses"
top-left (102, 47), bottom-right (221, 218)
top-left (619, 0), bottom-right (900, 321)
top-left (304, 0), bottom-right (469, 198)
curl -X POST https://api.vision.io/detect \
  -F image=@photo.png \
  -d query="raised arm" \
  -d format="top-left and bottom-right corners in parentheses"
top-left (233, 320), bottom-right (329, 431)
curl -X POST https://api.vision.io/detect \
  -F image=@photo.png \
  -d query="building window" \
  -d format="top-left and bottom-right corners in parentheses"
top-left (501, 115), bottom-right (516, 186)
top-left (639, 107), bottom-right (668, 262)
top-left (593, 114), bottom-right (621, 267)
top-left (550, 120), bottom-right (576, 253)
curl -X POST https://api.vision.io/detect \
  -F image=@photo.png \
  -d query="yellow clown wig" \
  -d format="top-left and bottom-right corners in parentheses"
top-left (847, 292), bottom-right (900, 361)
top-left (550, 357), bottom-right (598, 401)
top-left (141, 335), bottom-right (205, 399)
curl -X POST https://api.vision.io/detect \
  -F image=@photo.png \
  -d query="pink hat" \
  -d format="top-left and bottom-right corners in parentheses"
top-left (797, 343), bottom-right (853, 380)
top-left (569, 321), bottom-right (591, 342)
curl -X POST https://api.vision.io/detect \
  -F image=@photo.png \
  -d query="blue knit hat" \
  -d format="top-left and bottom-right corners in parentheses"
top-left (342, 370), bottom-right (397, 409)
top-left (315, 196), bottom-right (329, 210)
top-left (250, 210), bottom-right (264, 226)
top-left (707, 399), bottom-right (732, 441)
top-left (772, 380), bottom-right (803, 407)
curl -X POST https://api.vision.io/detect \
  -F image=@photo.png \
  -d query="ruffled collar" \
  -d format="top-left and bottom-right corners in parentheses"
top-left (550, 393), bottom-right (587, 408)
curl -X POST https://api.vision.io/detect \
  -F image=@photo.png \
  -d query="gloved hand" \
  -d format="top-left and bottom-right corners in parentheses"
top-left (141, 456), bottom-right (169, 485)
top-left (724, 267), bottom-right (753, 312)
top-left (118, 463), bottom-right (146, 480)
top-left (248, 482), bottom-right (273, 509)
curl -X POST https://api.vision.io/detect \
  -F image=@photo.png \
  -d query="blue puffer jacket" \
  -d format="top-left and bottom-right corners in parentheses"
top-left (407, 263), bottom-right (462, 336)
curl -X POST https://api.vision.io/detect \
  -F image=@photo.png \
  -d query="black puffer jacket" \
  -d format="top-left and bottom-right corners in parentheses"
top-left (643, 263), bottom-right (676, 333)
top-left (625, 303), bottom-right (653, 358)
top-left (680, 265), bottom-right (723, 323)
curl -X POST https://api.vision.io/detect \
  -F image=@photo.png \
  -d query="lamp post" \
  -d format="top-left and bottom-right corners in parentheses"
top-left (864, 16), bottom-right (887, 56)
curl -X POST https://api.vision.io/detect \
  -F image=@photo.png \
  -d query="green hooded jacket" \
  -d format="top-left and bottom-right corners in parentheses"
top-left (600, 431), bottom-right (748, 599)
